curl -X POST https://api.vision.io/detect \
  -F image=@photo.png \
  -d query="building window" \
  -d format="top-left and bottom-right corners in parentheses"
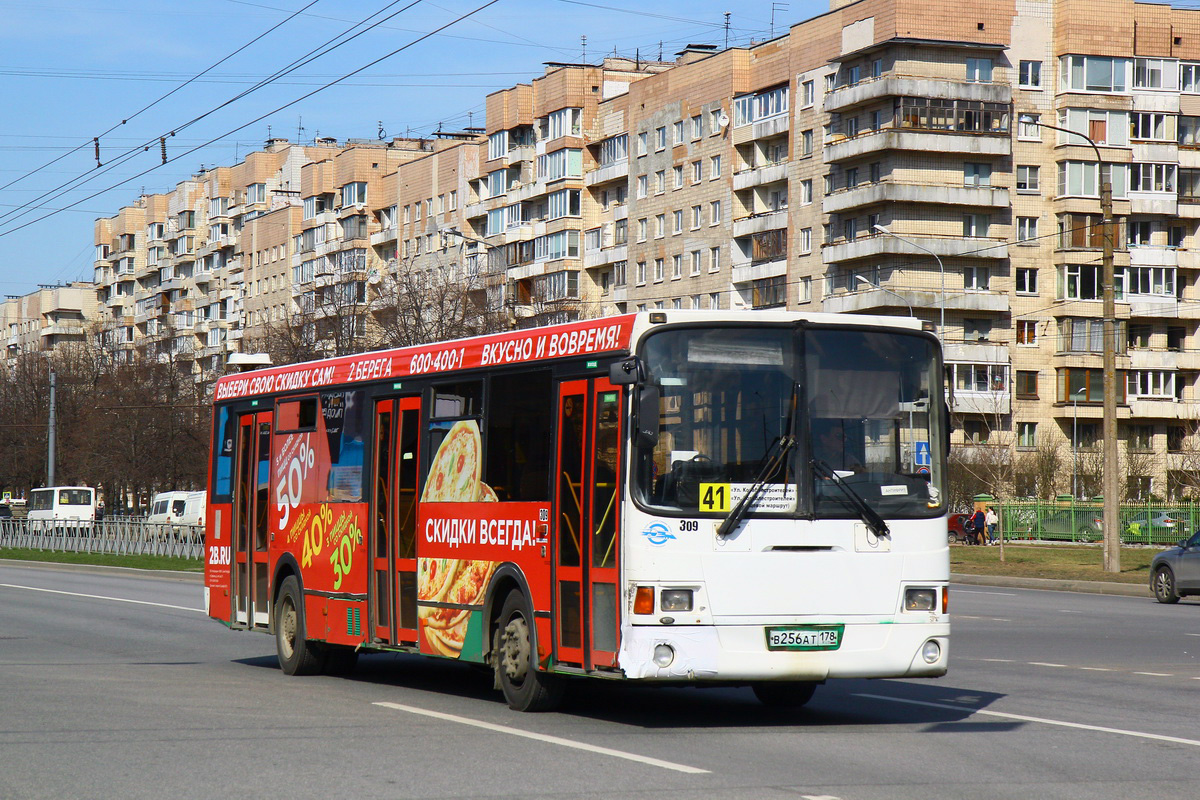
top-left (963, 213), bottom-right (989, 237)
top-left (1127, 370), bottom-right (1176, 399)
top-left (654, 258), bottom-right (664, 281)
top-left (1019, 60), bottom-right (1042, 88)
top-left (1017, 216), bottom-right (1039, 242)
top-left (964, 162), bottom-right (992, 187)
top-left (1015, 370), bottom-right (1039, 399)
top-left (1129, 424), bottom-right (1154, 452)
top-left (1060, 55), bottom-right (1129, 92)
top-left (636, 174), bottom-right (647, 199)
top-left (710, 200), bottom-right (722, 224)
top-left (1058, 317), bottom-right (1125, 354)
top-left (966, 57), bottom-right (993, 82)
top-left (655, 126), bottom-right (666, 150)
top-left (1125, 266), bottom-right (1175, 297)
top-left (1016, 267), bottom-right (1038, 294)
top-left (1131, 163), bottom-right (1177, 193)
top-left (691, 205), bottom-right (702, 229)
top-left (964, 318), bottom-right (992, 342)
top-left (799, 227), bottom-right (812, 254)
top-left (636, 260), bottom-right (646, 285)
top-left (637, 131), bottom-right (648, 156)
top-left (709, 246), bottom-right (721, 272)
top-left (1018, 422), bottom-right (1037, 449)
top-left (655, 214), bottom-right (665, 238)
top-left (690, 250), bottom-right (702, 276)
top-left (951, 363), bottom-right (1007, 392)
top-left (964, 265), bottom-right (990, 291)
top-left (801, 130), bottom-right (813, 156)
top-left (1131, 112), bottom-right (1171, 141)
top-left (1134, 57), bottom-right (1177, 90)
top-left (672, 254), bottom-right (682, 279)
top-left (1017, 320), bottom-right (1038, 346)
top-left (802, 80), bottom-right (814, 107)
top-left (710, 155), bottom-right (722, 177)
top-left (1057, 367), bottom-right (1116, 403)
top-left (692, 160), bottom-right (702, 183)
top-left (1018, 114), bottom-right (1041, 140)
top-left (1016, 165), bottom-right (1040, 192)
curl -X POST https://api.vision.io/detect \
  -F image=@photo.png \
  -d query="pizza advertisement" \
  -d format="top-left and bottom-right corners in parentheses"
top-left (417, 558), bottom-right (496, 659)
top-left (420, 419), bottom-right (499, 504)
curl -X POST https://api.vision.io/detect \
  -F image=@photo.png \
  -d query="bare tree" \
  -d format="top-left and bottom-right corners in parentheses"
top-left (369, 259), bottom-right (507, 349)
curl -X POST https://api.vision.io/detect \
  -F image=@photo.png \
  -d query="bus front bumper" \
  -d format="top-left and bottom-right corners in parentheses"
top-left (617, 620), bottom-right (950, 681)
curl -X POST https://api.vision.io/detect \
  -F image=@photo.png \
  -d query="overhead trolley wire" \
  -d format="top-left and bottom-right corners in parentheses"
top-left (0, 0), bottom-right (503, 240)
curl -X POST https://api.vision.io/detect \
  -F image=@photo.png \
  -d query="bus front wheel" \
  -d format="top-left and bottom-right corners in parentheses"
top-left (275, 575), bottom-right (325, 676)
top-left (494, 591), bottom-right (562, 712)
top-left (752, 681), bottom-right (818, 708)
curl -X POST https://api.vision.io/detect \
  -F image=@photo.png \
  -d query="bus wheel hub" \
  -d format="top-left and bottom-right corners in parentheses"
top-left (501, 617), bottom-right (530, 682)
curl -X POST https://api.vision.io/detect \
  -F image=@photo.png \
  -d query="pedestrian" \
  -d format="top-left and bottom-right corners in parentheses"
top-left (970, 507), bottom-right (986, 546)
top-left (985, 505), bottom-right (999, 545)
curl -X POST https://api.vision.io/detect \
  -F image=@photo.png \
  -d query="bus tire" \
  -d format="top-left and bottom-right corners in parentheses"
top-left (494, 590), bottom-right (562, 712)
top-left (752, 681), bottom-right (818, 708)
top-left (275, 576), bottom-right (325, 676)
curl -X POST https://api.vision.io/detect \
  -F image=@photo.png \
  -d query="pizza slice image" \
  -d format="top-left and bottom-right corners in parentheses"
top-left (417, 558), bottom-right (460, 607)
top-left (421, 420), bottom-right (482, 502)
top-left (420, 559), bottom-right (496, 658)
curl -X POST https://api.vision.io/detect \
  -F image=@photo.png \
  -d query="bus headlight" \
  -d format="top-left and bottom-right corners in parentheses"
top-left (904, 588), bottom-right (937, 612)
top-left (660, 589), bottom-right (693, 612)
top-left (921, 639), bottom-right (942, 664)
top-left (652, 644), bottom-right (675, 667)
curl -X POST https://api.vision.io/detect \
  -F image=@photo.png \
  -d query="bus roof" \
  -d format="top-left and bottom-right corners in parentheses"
top-left (214, 314), bottom-right (637, 403)
top-left (213, 310), bottom-right (930, 404)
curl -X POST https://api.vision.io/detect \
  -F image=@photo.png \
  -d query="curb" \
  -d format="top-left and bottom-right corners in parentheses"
top-left (0, 558), bottom-right (203, 583)
top-left (952, 571), bottom-right (1150, 598)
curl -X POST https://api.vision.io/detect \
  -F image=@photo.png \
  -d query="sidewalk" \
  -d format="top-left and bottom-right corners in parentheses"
top-left (952, 572), bottom-right (1150, 598)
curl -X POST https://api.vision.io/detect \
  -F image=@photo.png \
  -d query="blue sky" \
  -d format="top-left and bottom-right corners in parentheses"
top-left (0, 0), bottom-right (826, 296)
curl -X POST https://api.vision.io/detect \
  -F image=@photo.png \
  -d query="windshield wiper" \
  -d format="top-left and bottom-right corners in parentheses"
top-left (716, 434), bottom-right (795, 538)
top-left (811, 459), bottom-right (890, 539)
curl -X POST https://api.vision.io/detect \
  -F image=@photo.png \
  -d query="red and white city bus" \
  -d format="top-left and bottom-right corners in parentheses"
top-left (204, 310), bottom-right (950, 711)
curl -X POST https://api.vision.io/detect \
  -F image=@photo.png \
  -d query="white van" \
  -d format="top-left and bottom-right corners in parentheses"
top-left (148, 491), bottom-right (204, 525)
top-left (27, 486), bottom-right (96, 528)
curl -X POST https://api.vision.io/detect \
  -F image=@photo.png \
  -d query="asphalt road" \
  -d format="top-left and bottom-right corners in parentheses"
top-left (2, 563), bottom-right (1199, 800)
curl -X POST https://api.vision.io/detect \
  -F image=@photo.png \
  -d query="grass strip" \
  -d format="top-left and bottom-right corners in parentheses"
top-left (951, 543), bottom-right (1160, 585)
top-left (0, 547), bottom-right (203, 573)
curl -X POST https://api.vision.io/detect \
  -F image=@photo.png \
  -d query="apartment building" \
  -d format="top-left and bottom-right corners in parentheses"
top-left (86, 0), bottom-right (1200, 497)
top-left (0, 283), bottom-right (96, 362)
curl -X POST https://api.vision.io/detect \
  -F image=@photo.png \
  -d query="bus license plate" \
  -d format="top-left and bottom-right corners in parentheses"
top-left (765, 625), bottom-right (843, 651)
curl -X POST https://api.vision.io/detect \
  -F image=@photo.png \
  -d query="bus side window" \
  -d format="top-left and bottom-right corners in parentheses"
top-left (486, 370), bottom-right (552, 501)
top-left (322, 390), bottom-right (366, 502)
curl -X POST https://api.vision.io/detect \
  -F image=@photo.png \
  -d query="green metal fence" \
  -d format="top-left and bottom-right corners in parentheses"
top-left (995, 500), bottom-right (1200, 546)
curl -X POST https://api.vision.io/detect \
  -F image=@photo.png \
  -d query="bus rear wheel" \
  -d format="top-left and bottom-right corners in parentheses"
top-left (275, 575), bottom-right (325, 676)
top-left (752, 681), bottom-right (818, 708)
top-left (494, 591), bottom-right (562, 712)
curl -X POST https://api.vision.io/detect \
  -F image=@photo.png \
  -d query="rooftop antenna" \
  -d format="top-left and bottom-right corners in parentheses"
top-left (297, 115), bottom-right (305, 142)
top-left (724, 12), bottom-right (731, 49)
top-left (770, 2), bottom-right (788, 38)
top-left (581, 35), bottom-right (587, 62)
top-left (378, 120), bottom-right (387, 140)
top-left (267, 124), bottom-right (272, 139)
top-left (468, 111), bottom-right (474, 127)
top-left (658, 40), bottom-right (663, 61)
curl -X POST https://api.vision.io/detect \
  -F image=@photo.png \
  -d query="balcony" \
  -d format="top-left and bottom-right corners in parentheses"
top-left (825, 129), bottom-right (1010, 163)
top-left (370, 227), bottom-right (398, 247)
top-left (731, 114), bottom-right (790, 145)
top-left (823, 232), bottom-right (1008, 264)
top-left (823, 181), bottom-right (1009, 214)
top-left (585, 160), bottom-right (629, 187)
top-left (824, 77), bottom-right (1010, 113)
top-left (822, 283), bottom-right (1009, 316)
top-left (731, 257), bottom-right (787, 286)
top-left (584, 244), bottom-right (627, 269)
top-left (732, 209), bottom-right (788, 238)
top-left (950, 389), bottom-right (1011, 416)
top-left (1127, 296), bottom-right (1180, 318)
top-left (1129, 398), bottom-right (1200, 420)
top-left (1128, 191), bottom-right (1177, 216)
top-left (732, 162), bottom-right (789, 191)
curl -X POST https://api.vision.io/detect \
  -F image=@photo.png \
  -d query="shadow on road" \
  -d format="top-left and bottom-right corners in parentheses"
top-left (235, 650), bottom-right (1014, 730)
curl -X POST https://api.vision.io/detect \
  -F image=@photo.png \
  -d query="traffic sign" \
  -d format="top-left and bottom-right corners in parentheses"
top-left (914, 441), bottom-right (931, 466)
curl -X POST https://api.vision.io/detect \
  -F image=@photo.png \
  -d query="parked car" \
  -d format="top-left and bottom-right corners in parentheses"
top-left (1123, 510), bottom-right (1181, 543)
top-left (948, 512), bottom-right (971, 543)
top-left (0, 504), bottom-right (11, 519)
top-left (1151, 530), bottom-right (1200, 603)
top-left (1037, 508), bottom-right (1103, 542)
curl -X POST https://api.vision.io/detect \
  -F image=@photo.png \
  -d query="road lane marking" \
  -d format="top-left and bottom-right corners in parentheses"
top-left (855, 693), bottom-right (1200, 749)
top-left (0, 583), bottom-right (202, 613)
top-left (1029, 662), bottom-right (1068, 667)
top-left (952, 615), bottom-right (1011, 622)
top-left (1134, 672), bottom-right (1173, 677)
top-left (977, 658), bottom-right (1014, 663)
top-left (373, 701), bottom-right (710, 774)
top-left (1079, 667), bottom-right (1112, 672)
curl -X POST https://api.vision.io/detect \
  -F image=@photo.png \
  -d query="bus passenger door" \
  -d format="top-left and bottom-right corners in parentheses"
top-left (232, 411), bottom-right (273, 630)
top-left (553, 379), bottom-right (623, 671)
top-left (587, 380), bottom-right (622, 669)
top-left (369, 397), bottom-right (421, 646)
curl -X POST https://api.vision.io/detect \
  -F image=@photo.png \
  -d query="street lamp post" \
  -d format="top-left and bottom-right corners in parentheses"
top-left (873, 224), bottom-right (944, 344)
top-left (855, 275), bottom-right (914, 316)
top-left (1019, 115), bottom-right (1119, 572)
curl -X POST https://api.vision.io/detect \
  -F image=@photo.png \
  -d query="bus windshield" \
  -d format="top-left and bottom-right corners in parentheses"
top-left (633, 324), bottom-right (944, 520)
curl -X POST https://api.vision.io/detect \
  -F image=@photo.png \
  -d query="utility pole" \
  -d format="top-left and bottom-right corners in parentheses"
top-left (1101, 170), bottom-right (1120, 573)
top-left (47, 368), bottom-right (56, 487)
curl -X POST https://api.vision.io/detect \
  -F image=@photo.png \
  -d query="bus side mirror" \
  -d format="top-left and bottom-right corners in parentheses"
top-left (609, 357), bottom-right (642, 385)
top-left (636, 385), bottom-right (660, 447)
